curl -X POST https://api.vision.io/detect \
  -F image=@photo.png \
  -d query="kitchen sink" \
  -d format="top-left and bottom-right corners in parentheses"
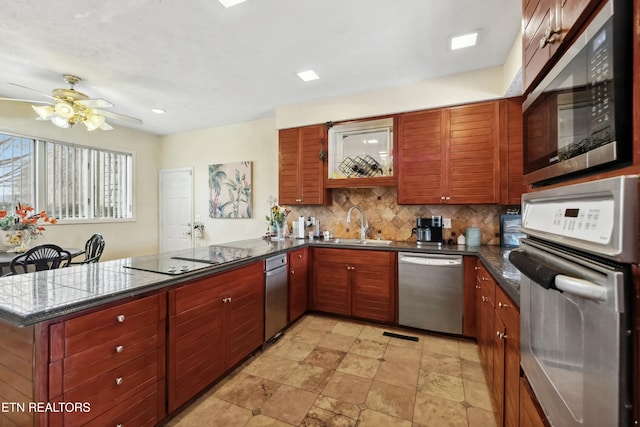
top-left (318, 238), bottom-right (393, 245)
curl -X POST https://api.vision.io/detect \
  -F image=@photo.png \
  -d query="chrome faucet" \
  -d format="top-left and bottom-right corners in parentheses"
top-left (346, 205), bottom-right (368, 241)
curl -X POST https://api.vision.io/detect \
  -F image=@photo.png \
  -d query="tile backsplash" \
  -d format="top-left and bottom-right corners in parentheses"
top-left (287, 187), bottom-right (505, 245)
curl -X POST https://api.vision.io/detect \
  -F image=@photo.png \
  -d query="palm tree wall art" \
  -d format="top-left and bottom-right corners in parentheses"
top-left (208, 161), bottom-right (252, 218)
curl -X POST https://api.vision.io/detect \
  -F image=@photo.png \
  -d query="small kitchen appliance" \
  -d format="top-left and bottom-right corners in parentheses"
top-left (411, 216), bottom-right (444, 246)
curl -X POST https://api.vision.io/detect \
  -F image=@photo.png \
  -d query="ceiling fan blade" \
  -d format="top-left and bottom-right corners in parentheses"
top-left (76, 98), bottom-right (114, 108)
top-left (99, 122), bottom-right (114, 131)
top-left (96, 109), bottom-right (143, 125)
top-left (0, 97), bottom-right (52, 104)
top-left (7, 82), bottom-right (57, 101)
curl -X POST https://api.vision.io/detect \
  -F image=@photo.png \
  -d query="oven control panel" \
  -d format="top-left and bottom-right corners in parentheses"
top-left (522, 199), bottom-right (614, 244)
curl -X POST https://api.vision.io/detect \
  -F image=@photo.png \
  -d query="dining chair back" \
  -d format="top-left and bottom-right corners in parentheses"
top-left (77, 233), bottom-right (105, 264)
top-left (10, 244), bottom-right (72, 275)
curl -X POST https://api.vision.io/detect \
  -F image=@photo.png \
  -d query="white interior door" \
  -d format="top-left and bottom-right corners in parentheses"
top-left (159, 168), bottom-right (193, 252)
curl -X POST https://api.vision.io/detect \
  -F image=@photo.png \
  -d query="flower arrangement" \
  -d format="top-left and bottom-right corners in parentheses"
top-left (0, 204), bottom-right (57, 250)
top-left (266, 204), bottom-right (290, 227)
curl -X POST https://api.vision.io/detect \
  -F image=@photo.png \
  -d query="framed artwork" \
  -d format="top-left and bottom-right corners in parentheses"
top-left (208, 161), bottom-right (253, 218)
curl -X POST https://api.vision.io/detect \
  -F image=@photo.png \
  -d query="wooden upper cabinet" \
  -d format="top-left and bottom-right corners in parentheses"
top-left (397, 109), bottom-right (446, 204)
top-left (397, 100), bottom-right (502, 205)
top-left (500, 97), bottom-right (525, 205)
top-left (278, 124), bottom-right (330, 205)
top-left (522, 0), bottom-right (600, 92)
top-left (447, 101), bottom-right (500, 204)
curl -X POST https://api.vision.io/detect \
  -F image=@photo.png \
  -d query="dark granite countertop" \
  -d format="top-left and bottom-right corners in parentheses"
top-left (0, 237), bottom-right (521, 327)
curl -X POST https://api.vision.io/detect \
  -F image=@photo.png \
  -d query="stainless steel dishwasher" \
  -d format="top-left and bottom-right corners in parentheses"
top-left (264, 254), bottom-right (288, 342)
top-left (398, 252), bottom-right (463, 334)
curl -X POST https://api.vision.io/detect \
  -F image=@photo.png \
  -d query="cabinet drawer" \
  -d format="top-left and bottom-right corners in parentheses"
top-left (63, 322), bottom-right (160, 392)
top-left (62, 351), bottom-right (159, 426)
top-left (66, 380), bottom-right (159, 427)
top-left (64, 295), bottom-right (164, 356)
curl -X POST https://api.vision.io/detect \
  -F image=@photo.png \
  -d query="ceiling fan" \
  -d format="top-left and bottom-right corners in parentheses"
top-left (0, 74), bottom-right (143, 131)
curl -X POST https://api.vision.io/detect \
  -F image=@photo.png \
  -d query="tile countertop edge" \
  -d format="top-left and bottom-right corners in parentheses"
top-left (0, 238), bottom-right (521, 327)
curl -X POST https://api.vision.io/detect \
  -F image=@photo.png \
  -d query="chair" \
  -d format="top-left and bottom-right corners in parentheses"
top-left (10, 244), bottom-right (72, 275)
top-left (71, 233), bottom-right (105, 265)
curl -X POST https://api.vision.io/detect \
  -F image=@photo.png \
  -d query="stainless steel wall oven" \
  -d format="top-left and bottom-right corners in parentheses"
top-left (509, 175), bottom-right (637, 426)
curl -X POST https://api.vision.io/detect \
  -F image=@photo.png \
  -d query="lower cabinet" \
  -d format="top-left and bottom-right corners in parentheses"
top-left (288, 247), bottom-right (309, 323)
top-left (476, 259), bottom-right (521, 427)
top-left (312, 248), bottom-right (396, 323)
top-left (48, 293), bottom-right (167, 427)
top-left (167, 261), bottom-right (264, 412)
top-left (519, 377), bottom-right (549, 427)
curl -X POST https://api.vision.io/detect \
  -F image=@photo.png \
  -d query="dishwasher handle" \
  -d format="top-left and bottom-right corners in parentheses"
top-left (399, 256), bottom-right (462, 266)
top-left (265, 264), bottom-right (287, 277)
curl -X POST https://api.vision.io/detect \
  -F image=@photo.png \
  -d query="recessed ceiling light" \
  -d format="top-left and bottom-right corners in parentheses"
top-left (151, 108), bottom-right (166, 114)
top-left (297, 70), bottom-right (320, 82)
top-left (218, 0), bottom-right (247, 8)
top-left (450, 31), bottom-right (479, 50)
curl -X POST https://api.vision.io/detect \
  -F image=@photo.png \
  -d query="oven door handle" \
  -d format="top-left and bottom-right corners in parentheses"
top-left (554, 275), bottom-right (607, 302)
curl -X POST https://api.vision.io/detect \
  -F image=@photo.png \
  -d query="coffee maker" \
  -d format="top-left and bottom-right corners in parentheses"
top-left (411, 216), bottom-right (444, 245)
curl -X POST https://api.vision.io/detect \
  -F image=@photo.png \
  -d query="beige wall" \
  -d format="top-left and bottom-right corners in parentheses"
top-left (275, 66), bottom-right (506, 129)
top-left (0, 101), bottom-right (161, 260)
top-left (159, 118), bottom-right (278, 245)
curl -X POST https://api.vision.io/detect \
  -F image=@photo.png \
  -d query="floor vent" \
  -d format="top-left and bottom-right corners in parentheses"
top-left (383, 331), bottom-right (419, 342)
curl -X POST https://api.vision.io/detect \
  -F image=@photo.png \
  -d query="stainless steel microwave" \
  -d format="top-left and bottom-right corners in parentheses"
top-left (522, 0), bottom-right (632, 186)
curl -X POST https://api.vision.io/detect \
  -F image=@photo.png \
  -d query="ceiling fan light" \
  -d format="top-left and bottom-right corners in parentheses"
top-left (54, 102), bottom-right (75, 119)
top-left (32, 105), bottom-right (55, 120)
top-left (51, 115), bottom-right (70, 128)
top-left (84, 111), bottom-right (106, 130)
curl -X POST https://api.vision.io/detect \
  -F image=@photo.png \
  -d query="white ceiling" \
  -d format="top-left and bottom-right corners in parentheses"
top-left (0, 0), bottom-right (521, 136)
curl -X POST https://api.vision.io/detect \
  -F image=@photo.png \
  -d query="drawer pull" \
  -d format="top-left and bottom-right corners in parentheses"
top-left (290, 270), bottom-right (295, 275)
top-left (116, 314), bottom-right (125, 323)
top-left (115, 377), bottom-right (123, 386)
top-left (115, 345), bottom-right (124, 353)
top-left (498, 302), bottom-right (509, 309)
top-left (116, 424), bottom-right (123, 427)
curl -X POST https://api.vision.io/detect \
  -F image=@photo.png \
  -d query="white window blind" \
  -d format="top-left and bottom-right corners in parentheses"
top-left (45, 141), bottom-right (133, 220)
top-left (0, 134), bottom-right (34, 210)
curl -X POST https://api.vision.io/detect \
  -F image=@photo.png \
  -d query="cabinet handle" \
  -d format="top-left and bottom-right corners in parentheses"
top-left (475, 285), bottom-right (481, 289)
top-left (115, 345), bottom-right (124, 353)
top-left (115, 377), bottom-right (123, 386)
top-left (445, 196), bottom-right (450, 201)
top-left (440, 196), bottom-right (445, 200)
top-left (290, 270), bottom-right (295, 275)
top-left (474, 266), bottom-right (478, 271)
top-left (481, 296), bottom-right (486, 302)
top-left (116, 424), bottom-right (123, 427)
top-left (298, 254), bottom-right (302, 259)
top-left (228, 297), bottom-right (232, 303)
top-left (116, 315), bottom-right (125, 323)
top-left (498, 302), bottom-right (509, 309)
top-left (222, 297), bottom-right (228, 303)
top-left (496, 331), bottom-right (501, 337)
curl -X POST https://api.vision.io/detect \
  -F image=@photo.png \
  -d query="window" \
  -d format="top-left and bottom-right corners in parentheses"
top-left (0, 132), bottom-right (133, 221)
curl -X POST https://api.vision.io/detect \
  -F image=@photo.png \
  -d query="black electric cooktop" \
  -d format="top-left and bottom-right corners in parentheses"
top-left (123, 246), bottom-right (253, 275)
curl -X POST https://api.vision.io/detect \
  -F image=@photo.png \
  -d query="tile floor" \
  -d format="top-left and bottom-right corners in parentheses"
top-left (165, 314), bottom-right (497, 427)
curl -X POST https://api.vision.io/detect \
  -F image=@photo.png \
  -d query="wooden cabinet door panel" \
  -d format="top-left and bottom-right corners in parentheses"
top-left (494, 314), bottom-right (506, 427)
top-left (506, 98), bottom-right (524, 205)
top-left (289, 248), bottom-right (309, 322)
top-left (278, 128), bottom-right (300, 204)
top-left (168, 280), bottom-right (225, 412)
top-left (397, 109), bottom-right (446, 204)
top-left (299, 125), bottom-right (326, 204)
top-left (448, 102), bottom-right (500, 203)
top-left (313, 261), bottom-right (350, 315)
top-left (351, 264), bottom-right (395, 322)
top-left (224, 262), bottom-right (264, 369)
